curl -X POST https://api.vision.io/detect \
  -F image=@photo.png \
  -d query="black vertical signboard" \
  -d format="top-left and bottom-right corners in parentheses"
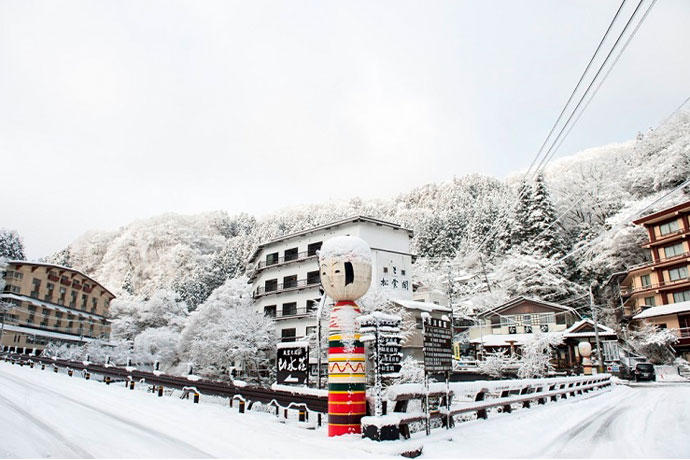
top-left (277, 345), bottom-right (309, 385)
top-left (422, 317), bottom-right (453, 373)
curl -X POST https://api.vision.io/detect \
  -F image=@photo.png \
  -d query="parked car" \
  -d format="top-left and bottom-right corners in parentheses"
top-left (620, 362), bottom-right (656, 381)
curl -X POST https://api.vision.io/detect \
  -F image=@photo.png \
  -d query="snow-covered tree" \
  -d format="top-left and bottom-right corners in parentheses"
top-left (178, 277), bottom-right (275, 382)
top-left (628, 322), bottom-right (679, 365)
top-left (133, 327), bottom-right (179, 368)
top-left (478, 350), bottom-right (517, 379)
top-left (0, 229), bottom-right (25, 260)
top-left (528, 174), bottom-right (565, 258)
top-left (495, 251), bottom-right (582, 303)
top-left (393, 356), bottom-right (425, 384)
top-left (517, 332), bottom-right (563, 379)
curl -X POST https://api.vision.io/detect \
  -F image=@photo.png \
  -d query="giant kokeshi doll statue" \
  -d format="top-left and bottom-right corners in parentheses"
top-left (319, 236), bottom-right (372, 437)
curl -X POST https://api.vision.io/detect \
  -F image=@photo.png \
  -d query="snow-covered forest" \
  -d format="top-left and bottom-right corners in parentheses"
top-left (41, 108), bottom-right (690, 380)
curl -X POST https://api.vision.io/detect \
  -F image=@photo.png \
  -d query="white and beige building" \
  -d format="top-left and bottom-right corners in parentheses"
top-left (247, 216), bottom-right (415, 342)
top-left (1, 261), bottom-right (115, 354)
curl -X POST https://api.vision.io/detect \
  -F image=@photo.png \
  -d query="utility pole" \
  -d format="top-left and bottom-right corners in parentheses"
top-left (315, 293), bottom-right (327, 389)
top-left (589, 282), bottom-right (605, 373)
top-left (479, 255), bottom-right (492, 293)
top-left (0, 302), bottom-right (7, 350)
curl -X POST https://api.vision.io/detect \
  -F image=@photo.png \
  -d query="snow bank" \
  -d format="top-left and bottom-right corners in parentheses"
top-left (276, 341), bottom-right (310, 349)
top-left (270, 383), bottom-right (328, 397)
top-left (318, 236), bottom-right (372, 264)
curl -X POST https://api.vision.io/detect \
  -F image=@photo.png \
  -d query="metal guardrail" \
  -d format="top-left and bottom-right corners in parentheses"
top-left (1, 352), bottom-right (327, 413)
top-left (384, 374), bottom-right (612, 439)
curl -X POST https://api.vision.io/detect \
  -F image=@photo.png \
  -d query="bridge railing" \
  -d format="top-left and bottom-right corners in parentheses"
top-left (381, 374), bottom-right (612, 439)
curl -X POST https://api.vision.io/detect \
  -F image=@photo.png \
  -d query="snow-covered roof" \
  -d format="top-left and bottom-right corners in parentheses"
top-left (470, 332), bottom-right (561, 347)
top-left (1, 324), bottom-right (104, 343)
top-left (6, 260), bottom-right (116, 298)
top-left (564, 318), bottom-right (616, 337)
top-left (632, 300), bottom-right (690, 320)
top-left (391, 299), bottom-right (452, 313)
top-left (247, 216), bottom-right (412, 263)
top-left (478, 296), bottom-right (579, 318)
top-left (1, 294), bottom-right (108, 321)
top-left (276, 341), bottom-right (310, 349)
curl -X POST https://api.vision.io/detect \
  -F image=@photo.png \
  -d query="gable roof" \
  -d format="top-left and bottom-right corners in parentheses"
top-left (478, 296), bottom-right (579, 318)
top-left (564, 318), bottom-right (617, 337)
top-left (247, 216), bottom-right (413, 263)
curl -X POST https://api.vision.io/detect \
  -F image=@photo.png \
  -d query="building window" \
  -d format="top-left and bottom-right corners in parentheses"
top-left (401, 269), bottom-right (406, 276)
top-left (81, 294), bottom-right (88, 308)
top-left (668, 266), bottom-right (689, 282)
top-left (673, 290), bottom-right (690, 303)
top-left (306, 299), bottom-right (317, 311)
top-left (282, 302), bottom-right (297, 316)
top-left (659, 220), bottom-right (680, 236)
top-left (265, 279), bottom-right (277, 292)
top-left (70, 291), bottom-right (77, 308)
top-left (266, 252), bottom-right (279, 266)
top-left (307, 270), bottom-right (320, 285)
top-left (640, 274), bottom-right (652, 288)
top-left (92, 297), bottom-right (98, 311)
top-left (45, 283), bottom-right (54, 302)
top-left (283, 275), bottom-right (297, 289)
top-left (264, 305), bottom-right (276, 318)
top-left (58, 287), bottom-right (66, 305)
top-left (281, 328), bottom-right (296, 342)
top-left (643, 296), bottom-right (656, 307)
top-left (307, 242), bottom-right (322, 256)
top-left (383, 267), bottom-right (388, 274)
top-left (664, 243), bottom-right (685, 259)
top-left (305, 326), bottom-right (316, 337)
top-left (4, 270), bottom-right (14, 279)
top-left (284, 247), bottom-right (298, 262)
top-left (14, 271), bottom-right (23, 279)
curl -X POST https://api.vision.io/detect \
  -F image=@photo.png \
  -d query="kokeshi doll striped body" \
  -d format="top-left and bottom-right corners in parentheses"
top-left (328, 300), bottom-right (366, 436)
top-left (318, 236), bottom-right (372, 437)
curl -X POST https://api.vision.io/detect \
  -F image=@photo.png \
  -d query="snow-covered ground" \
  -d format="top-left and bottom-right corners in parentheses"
top-left (1, 361), bottom-right (689, 458)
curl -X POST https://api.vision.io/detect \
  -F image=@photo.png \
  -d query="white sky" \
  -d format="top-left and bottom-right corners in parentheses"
top-left (2, 1), bottom-right (689, 259)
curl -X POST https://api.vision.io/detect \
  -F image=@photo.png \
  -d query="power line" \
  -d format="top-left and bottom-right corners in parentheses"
top-left (535, 0), bottom-right (658, 176)
top-left (521, 0), bottom-right (629, 183)
top-left (462, 1), bottom-right (635, 259)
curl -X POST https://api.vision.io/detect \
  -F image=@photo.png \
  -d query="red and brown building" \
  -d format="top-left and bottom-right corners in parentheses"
top-left (617, 200), bottom-right (690, 358)
top-left (1, 261), bottom-right (115, 354)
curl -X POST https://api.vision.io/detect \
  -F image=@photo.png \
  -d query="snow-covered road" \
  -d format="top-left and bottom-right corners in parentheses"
top-left (1, 361), bottom-right (688, 458)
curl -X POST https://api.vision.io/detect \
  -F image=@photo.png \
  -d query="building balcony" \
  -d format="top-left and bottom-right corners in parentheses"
top-left (253, 278), bottom-right (320, 298)
top-left (47, 274), bottom-right (59, 282)
top-left (621, 275), bottom-right (690, 296)
top-left (274, 306), bottom-right (317, 320)
top-left (253, 251), bottom-right (318, 274)
top-left (642, 228), bottom-right (689, 248)
top-left (628, 251), bottom-right (690, 272)
top-left (72, 281), bottom-right (82, 290)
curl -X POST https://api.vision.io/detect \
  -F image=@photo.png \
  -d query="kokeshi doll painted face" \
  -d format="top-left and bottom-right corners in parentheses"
top-left (318, 236), bottom-right (372, 301)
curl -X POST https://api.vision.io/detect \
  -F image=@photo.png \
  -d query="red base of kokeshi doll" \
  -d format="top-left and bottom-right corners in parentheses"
top-left (328, 300), bottom-right (366, 436)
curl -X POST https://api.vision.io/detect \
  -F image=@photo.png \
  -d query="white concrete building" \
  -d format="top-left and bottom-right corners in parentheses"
top-left (247, 216), bottom-right (415, 342)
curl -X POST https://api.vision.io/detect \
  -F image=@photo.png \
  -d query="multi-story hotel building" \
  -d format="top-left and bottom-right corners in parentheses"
top-left (1, 261), bottom-right (115, 354)
top-left (617, 199), bottom-right (690, 358)
top-left (247, 216), bottom-right (415, 342)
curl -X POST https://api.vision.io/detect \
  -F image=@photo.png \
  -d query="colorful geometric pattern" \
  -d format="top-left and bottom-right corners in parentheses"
top-left (328, 300), bottom-right (366, 436)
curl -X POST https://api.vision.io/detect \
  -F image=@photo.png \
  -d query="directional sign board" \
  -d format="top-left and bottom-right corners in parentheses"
top-left (277, 345), bottom-right (309, 385)
top-left (423, 317), bottom-right (453, 373)
top-left (360, 314), bottom-right (403, 375)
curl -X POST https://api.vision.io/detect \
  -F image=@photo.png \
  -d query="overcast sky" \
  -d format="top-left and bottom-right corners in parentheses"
top-left (1, 0), bottom-right (689, 259)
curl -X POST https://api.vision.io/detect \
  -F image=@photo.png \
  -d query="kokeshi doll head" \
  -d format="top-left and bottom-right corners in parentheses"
top-left (318, 236), bottom-right (372, 301)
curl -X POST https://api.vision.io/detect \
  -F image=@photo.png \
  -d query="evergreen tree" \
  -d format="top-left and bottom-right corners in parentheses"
top-left (510, 181), bottom-right (533, 250)
top-left (0, 229), bottom-right (25, 260)
top-left (528, 174), bottom-right (565, 258)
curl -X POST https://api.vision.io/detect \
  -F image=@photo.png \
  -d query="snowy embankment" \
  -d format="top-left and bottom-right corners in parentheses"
top-left (1, 361), bottom-right (689, 458)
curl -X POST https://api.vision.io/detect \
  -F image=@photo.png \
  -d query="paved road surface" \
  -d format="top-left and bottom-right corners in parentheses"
top-left (1, 361), bottom-right (689, 458)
